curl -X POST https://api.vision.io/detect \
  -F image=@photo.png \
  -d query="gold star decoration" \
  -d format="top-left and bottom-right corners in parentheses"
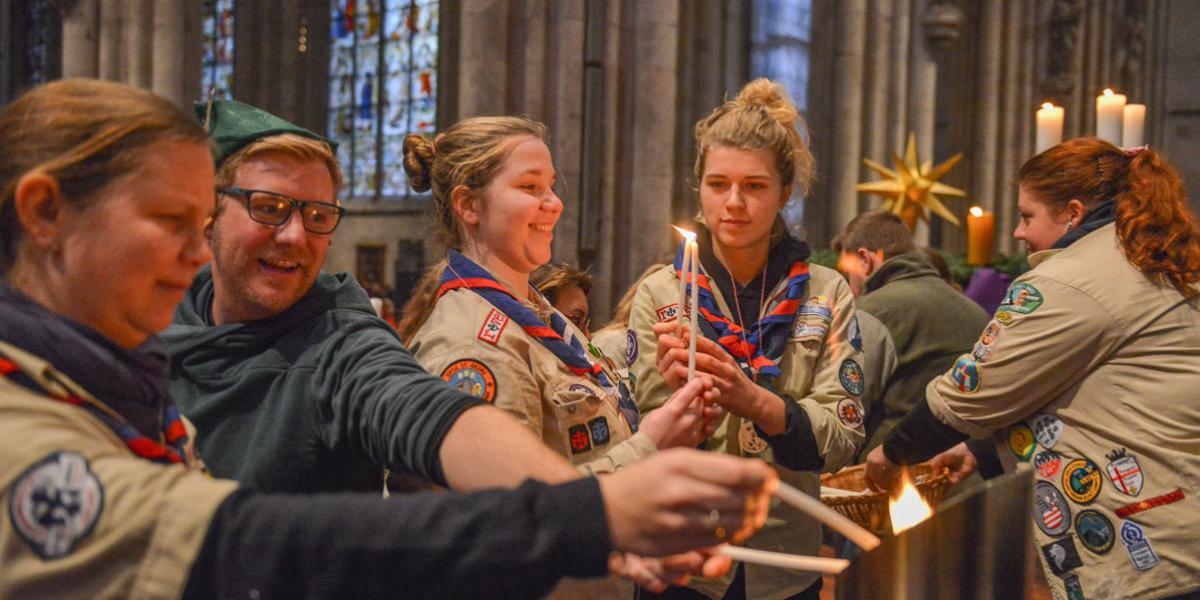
top-left (855, 133), bottom-right (967, 229)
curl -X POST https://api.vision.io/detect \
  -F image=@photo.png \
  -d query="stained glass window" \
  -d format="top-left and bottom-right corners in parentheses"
top-left (329, 0), bottom-right (439, 202)
top-left (201, 0), bottom-right (236, 100)
top-left (749, 0), bottom-right (812, 225)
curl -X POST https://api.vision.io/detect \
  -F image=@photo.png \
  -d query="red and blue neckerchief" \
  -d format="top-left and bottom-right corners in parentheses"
top-left (675, 242), bottom-right (810, 379)
top-left (438, 250), bottom-right (640, 431)
top-left (0, 352), bottom-right (189, 464)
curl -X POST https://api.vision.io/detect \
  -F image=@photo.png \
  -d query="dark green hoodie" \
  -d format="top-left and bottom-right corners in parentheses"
top-left (855, 252), bottom-right (990, 460)
top-left (162, 266), bottom-right (481, 493)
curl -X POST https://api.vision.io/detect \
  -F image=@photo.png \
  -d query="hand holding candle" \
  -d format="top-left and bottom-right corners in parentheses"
top-left (672, 226), bottom-right (700, 382)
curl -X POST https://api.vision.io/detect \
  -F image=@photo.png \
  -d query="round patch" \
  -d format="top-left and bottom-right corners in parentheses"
top-left (1075, 510), bottom-right (1115, 555)
top-left (624, 329), bottom-right (638, 366)
top-left (739, 419), bottom-right (769, 455)
top-left (1008, 424), bottom-right (1036, 461)
top-left (1031, 413), bottom-right (1063, 449)
top-left (1033, 480), bottom-right (1072, 536)
top-left (836, 398), bottom-right (864, 429)
top-left (441, 359), bottom-right (497, 402)
top-left (1034, 450), bottom-right (1064, 479)
top-left (838, 359), bottom-right (864, 396)
top-left (1062, 458), bottom-right (1103, 504)
top-left (950, 356), bottom-right (981, 393)
top-left (9, 452), bottom-right (104, 559)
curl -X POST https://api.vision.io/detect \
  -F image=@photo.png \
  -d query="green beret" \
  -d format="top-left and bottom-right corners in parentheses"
top-left (194, 99), bottom-right (338, 165)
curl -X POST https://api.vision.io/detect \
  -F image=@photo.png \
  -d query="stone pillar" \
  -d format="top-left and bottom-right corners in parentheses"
top-left (61, 0), bottom-right (99, 78)
top-left (457, 0), bottom-right (509, 117)
top-left (545, 0), bottom-right (586, 266)
top-left (123, 0), bottom-right (152, 88)
top-left (907, 0), bottom-right (936, 244)
top-left (151, 0), bottom-right (186, 105)
top-left (887, 0), bottom-right (910, 153)
top-left (828, 0), bottom-right (867, 234)
top-left (98, 0), bottom-right (122, 80)
top-left (970, 1), bottom-right (1003, 219)
top-left (860, 0), bottom-right (893, 215)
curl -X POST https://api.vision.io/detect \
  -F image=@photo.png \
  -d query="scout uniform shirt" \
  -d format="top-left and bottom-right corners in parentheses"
top-left (925, 224), bottom-right (1200, 600)
top-left (0, 340), bottom-right (237, 600)
top-left (410, 254), bottom-right (656, 475)
top-left (629, 254), bottom-right (866, 600)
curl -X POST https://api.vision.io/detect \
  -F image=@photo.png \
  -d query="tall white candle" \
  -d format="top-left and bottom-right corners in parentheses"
top-left (677, 241), bottom-right (689, 328)
top-left (1035, 102), bottom-right (1064, 154)
top-left (1096, 88), bottom-right (1126, 146)
top-left (687, 238), bottom-right (699, 381)
top-left (1122, 103), bottom-right (1146, 148)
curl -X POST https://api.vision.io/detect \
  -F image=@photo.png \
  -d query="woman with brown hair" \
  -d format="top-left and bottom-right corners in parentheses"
top-left (867, 138), bottom-right (1200, 599)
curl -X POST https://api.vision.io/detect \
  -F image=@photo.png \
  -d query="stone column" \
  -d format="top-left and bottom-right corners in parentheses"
top-left (545, 0), bottom-right (586, 265)
top-left (122, 0), bottom-right (152, 88)
top-left (907, 0), bottom-right (936, 244)
top-left (970, 0), bottom-right (1003, 219)
top-left (151, 0), bottom-right (186, 105)
top-left (887, 0), bottom-right (910, 153)
top-left (98, 0), bottom-right (122, 80)
top-left (828, 0), bottom-right (867, 234)
top-left (61, 0), bottom-right (99, 78)
top-left (860, 0), bottom-right (893, 214)
top-left (457, 0), bottom-right (509, 117)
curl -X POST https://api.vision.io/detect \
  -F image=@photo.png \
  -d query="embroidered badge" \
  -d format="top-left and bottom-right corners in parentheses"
top-left (656, 304), bottom-right (680, 322)
top-left (738, 419), bottom-right (769, 455)
top-left (836, 398), bottom-right (864, 429)
top-left (1034, 480), bottom-right (1072, 536)
top-left (441, 359), bottom-right (498, 402)
top-left (791, 320), bottom-right (829, 340)
top-left (1031, 414), bottom-right (1064, 450)
top-left (950, 356), bottom-right (981, 393)
top-left (588, 417), bottom-right (611, 446)
top-left (971, 342), bottom-right (994, 364)
top-left (624, 329), bottom-right (639, 366)
top-left (1009, 424), bottom-right (1037, 461)
top-left (1120, 520), bottom-right (1160, 571)
top-left (1075, 510), bottom-right (1115, 555)
top-left (568, 423), bottom-right (592, 454)
top-left (1063, 574), bottom-right (1085, 600)
top-left (1104, 448), bottom-right (1143, 497)
top-left (848, 315), bottom-right (863, 352)
top-left (1000, 282), bottom-right (1044, 314)
top-left (1062, 458), bottom-right (1103, 504)
top-left (798, 295), bottom-right (832, 321)
top-left (1041, 536), bottom-right (1084, 576)
top-left (568, 383), bottom-right (594, 395)
top-left (979, 320), bottom-right (1002, 346)
top-left (838, 359), bottom-right (864, 396)
top-left (9, 452), bottom-right (104, 559)
top-left (476, 308), bottom-right (509, 345)
top-left (1114, 488), bottom-right (1185, 519)
top-left (1035, 450), bottom-right (1064, 479)
top-left (994, 310), bottom-right (1016, 325)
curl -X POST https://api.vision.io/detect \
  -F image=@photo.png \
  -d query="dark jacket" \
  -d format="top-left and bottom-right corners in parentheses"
top-left (162, 266), bottom-right (481, 493)
top-left (855, 252), bottom-right (990, 460)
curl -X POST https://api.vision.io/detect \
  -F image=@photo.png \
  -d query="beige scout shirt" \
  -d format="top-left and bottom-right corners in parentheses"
top-left (926, 224), bottom-right (1200, 600)
top-left (0, 341), bottom-right (237, 600)
top-left (410, 281), bottom-right (656, 476)
top-left (629, 262), bottom-right (866, 599)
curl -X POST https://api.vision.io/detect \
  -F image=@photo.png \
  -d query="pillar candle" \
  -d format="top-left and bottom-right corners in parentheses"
top-left (1122, 104), bottom-right (1146, 148)
top-left (1035, 103), bottom-right (1064, 154)
top-left (966, 207), bottom-right (995, 266)
top-left (1095, 89), bottom-right (1126, 146)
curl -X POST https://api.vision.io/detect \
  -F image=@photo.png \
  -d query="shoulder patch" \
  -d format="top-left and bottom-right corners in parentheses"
top-left (838, 359), bottom-right (864, 396)
top-left (656, 303), bottom-right (680, 323)
top-left (1120, 520), bottom-right (1160, 571)
top-left (568, 423), bottom-right (592, 454)
top-left (1075, 510), bottom-right (1115, 555)
top-left (1104, 448), bottom-right (1144, 497)
top-left (1000, 282), bottom-right (1044, 315)
top-left (836, 398), bottom-right (864, 429)
top-left (950, 356), bottom-right (981, 393)
top-left (624, 329), bottom-right (639, 366)
top-left (1008, 424), bottom-right (1036, 461)
top-left (1041, 535), bottom-right (1084, 576)
top-left (588, 416), bottom-right (611, 446)
top-left (477, 308), bottom-right (509, 345)
top-left (1062, 458), bottom-right (1103, 504)
top-left (1033, 480), bottom-right (1071, 536)
top-left (1030, 414), bottom-right (1063, 449)
top-left (1034, 450), bottom-right (1064, 478)
top-left (441, 359), bottom-right (497, 402)
top-left (10, 451), bottom-right (105, 559)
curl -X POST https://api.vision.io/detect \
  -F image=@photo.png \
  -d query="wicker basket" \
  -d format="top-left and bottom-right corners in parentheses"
top-left (820, 463), bottom-right (951, 535)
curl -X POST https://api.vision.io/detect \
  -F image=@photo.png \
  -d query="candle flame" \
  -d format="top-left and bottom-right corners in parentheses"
top-left (889, 468), bottom-right (933, 535)
top-left (1041, 102), bottom-right (1054, 110)
top-left (672, 225), bottom-right (697, 242)
top-left (1103, 88), bottom-right (1114, 97)
top-left (969, 206), bottom-right (983, 217)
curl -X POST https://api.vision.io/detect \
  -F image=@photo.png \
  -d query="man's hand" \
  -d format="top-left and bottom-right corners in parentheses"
top-left (864, 444), bottom-right (899, 492)
top-left (637, 377), bottom-right (723, 450)
top-left (927, 442), bottom-right (978, 485)
top-left (609, 550), bottom-right (734, 592)
top-left (598, 448), bottom-right (776, 557)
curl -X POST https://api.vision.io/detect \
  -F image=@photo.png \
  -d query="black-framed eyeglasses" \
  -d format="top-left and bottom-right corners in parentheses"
top-left (219, 187), bottom-right (346, 234)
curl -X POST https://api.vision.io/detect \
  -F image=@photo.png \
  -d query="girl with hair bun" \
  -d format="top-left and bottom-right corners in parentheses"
top-left (867, 138), bottom-right (1200, 599)
top-left (629, 78), bottom-right (866, 599)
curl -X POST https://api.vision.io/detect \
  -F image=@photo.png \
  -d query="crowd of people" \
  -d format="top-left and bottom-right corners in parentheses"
top-left (0, 75), bottom-right (1197, 600)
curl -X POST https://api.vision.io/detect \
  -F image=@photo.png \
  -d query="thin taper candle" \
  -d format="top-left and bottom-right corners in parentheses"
top-left (687, 238), bottom-right (699, 381)
top-left (717, 545), bottom-right (849, 574)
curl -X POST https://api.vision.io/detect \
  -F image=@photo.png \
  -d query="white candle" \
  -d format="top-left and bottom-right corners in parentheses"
top-left (717, 545), bottom-right (850, 574)
top-left (1035, 102), bottom-right (1064, 154)
top-left (1122, 103), bottom-right (1146, 148)
top-left (774, 481), bottom-right (882, 551)
top-left (1096, 88), bottom-right (1126, 146)
top-left (676, 241), bottom-right (689, 329)
top-left (687, 238), bottom-right (699, 382)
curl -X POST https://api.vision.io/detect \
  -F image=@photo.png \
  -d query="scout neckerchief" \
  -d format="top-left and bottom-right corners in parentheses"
top-left (438, 250), bottom-right (641, 431)
top-left (675, 241), bottom-right (810, 379)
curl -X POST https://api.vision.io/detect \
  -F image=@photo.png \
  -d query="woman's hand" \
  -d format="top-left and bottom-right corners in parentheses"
top-left (609, 550), bottom-right (733, 592)
top-left (927, 442), bottom-right (979, 485)
top-left (638, 376), bottom-right (723, 450)
top-left (864, 445), bottom-right (900, 492)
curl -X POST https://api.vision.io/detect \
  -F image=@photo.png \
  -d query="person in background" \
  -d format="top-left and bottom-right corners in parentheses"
top-left (532, 262), bottom-right (594, 337)
top-left (591, 262), bottom-right (668, 393)
top-left (630, 78), bottom-right (865, 600)
top-left (0, 78), bottom-right (777, 600)
top-left (867, 138), bottom-right (1200, 599)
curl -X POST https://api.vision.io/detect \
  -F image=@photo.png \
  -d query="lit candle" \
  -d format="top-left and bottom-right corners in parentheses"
top-left (1122, 103), bottom-right (1146, 148)
top-left (966, 206), bottom-right (994, 266)
top-left (672, 226), bottom-right (695, 333)
top-left (688, 237), bottom-right (699, 382)
top-left (1035, 102), bottom-right (1064, 154)
top-left (1095, 88), bottom-right (1127, 146)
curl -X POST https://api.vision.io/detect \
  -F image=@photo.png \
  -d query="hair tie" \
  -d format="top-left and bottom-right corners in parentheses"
top-left (1121, 145), bottom-right (1148, 157)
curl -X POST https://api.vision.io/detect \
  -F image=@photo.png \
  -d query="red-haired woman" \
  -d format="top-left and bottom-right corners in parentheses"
top-left (866, 138), bottom-right (1200, 599)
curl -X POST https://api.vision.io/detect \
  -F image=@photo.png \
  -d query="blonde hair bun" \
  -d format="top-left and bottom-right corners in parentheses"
top-left (732, 78), bottom-right (800, 132)
top-left (402, 133), bottom-right (436, 193)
